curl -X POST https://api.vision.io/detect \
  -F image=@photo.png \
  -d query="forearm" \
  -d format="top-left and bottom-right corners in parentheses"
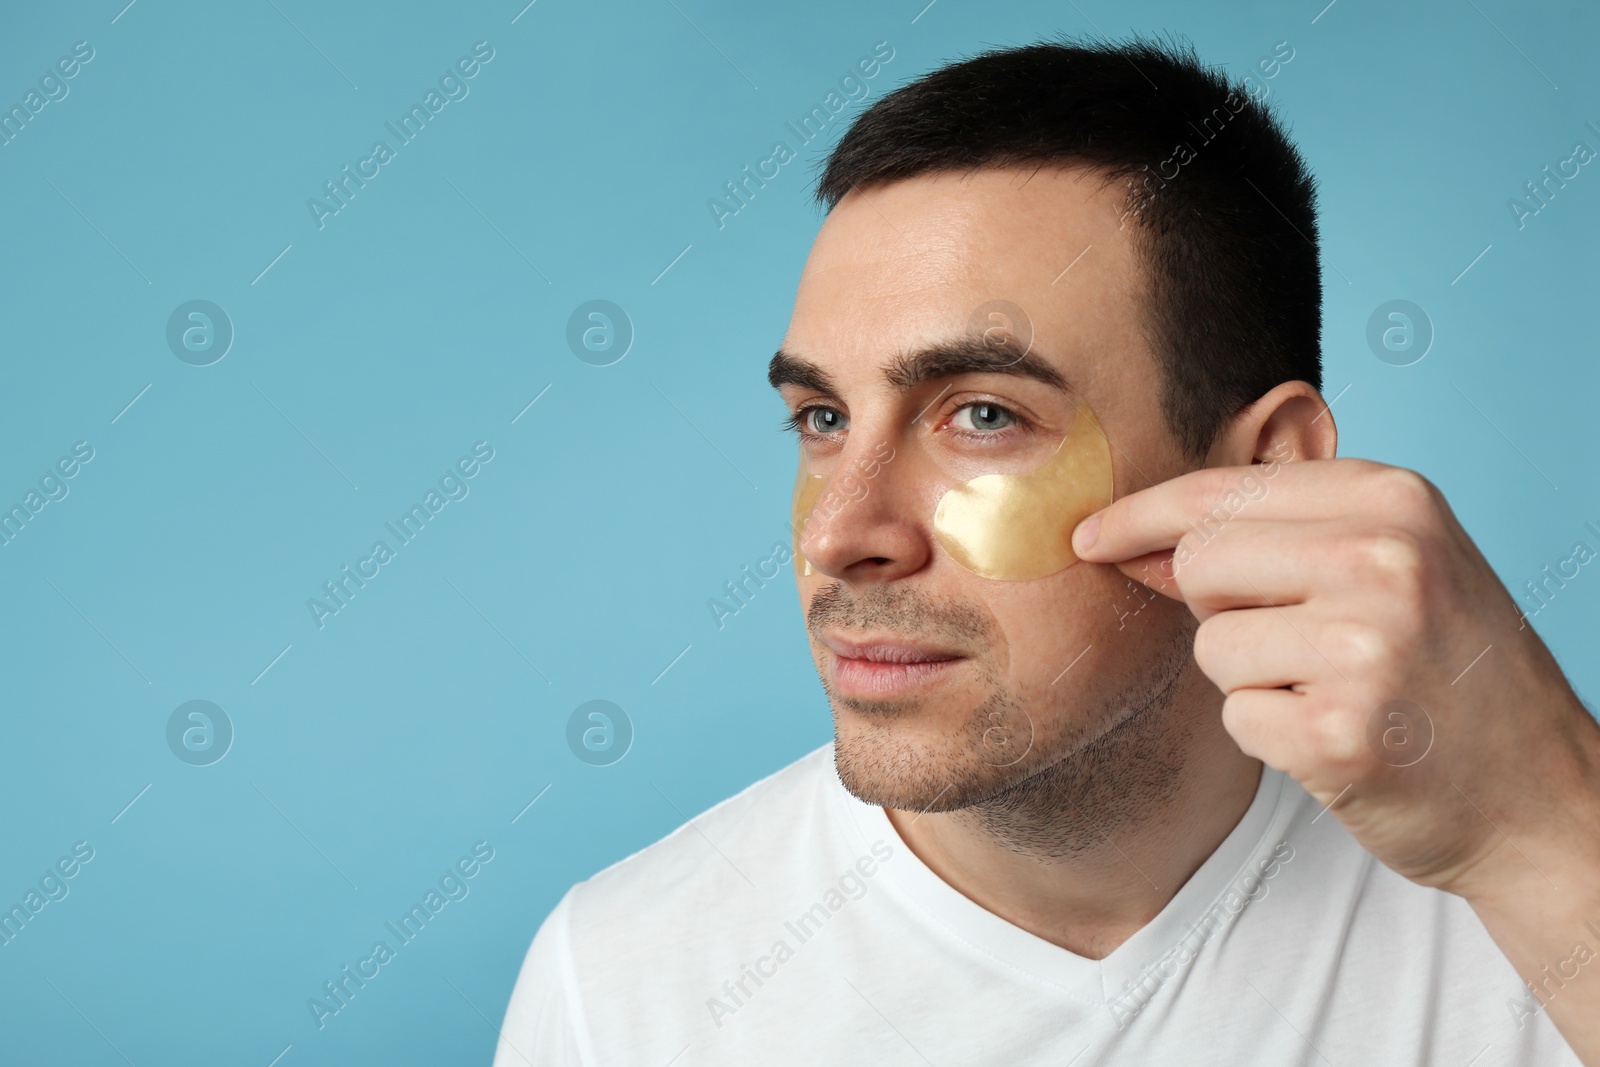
top-left (1473, 871), bottom-right (1600, 1061)
top-left (1467, 714), bottom-right (1600, 1064)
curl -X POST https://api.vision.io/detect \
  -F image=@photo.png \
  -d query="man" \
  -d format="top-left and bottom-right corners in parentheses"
top-left (494, 36), bottom-right (1600, 1065)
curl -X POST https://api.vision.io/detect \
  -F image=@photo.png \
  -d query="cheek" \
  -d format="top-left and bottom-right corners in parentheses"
top-left (980, 562), bottom-right (1146, 690)
top-left (933, 400), bottom-right (1113, 582)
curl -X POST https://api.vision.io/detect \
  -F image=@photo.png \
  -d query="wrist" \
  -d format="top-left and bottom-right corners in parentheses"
top-left (1462, 737), bottom-right (1600, 925)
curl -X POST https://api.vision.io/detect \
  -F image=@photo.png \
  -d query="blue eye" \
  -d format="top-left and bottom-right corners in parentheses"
top-left (951, 402), bottom-right (1014, 432)
top-left (792, 406), bottom-right (847, 435)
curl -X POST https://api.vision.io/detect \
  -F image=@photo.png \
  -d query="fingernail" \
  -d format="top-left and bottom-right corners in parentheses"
top-left (1074, 514), bottom-right (1100, 553)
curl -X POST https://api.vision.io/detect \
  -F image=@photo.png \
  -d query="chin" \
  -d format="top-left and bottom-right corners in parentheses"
top-left (829, 694), bottom-right (1047, 812)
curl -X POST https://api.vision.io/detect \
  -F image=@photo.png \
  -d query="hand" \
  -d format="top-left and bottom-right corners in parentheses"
top-left (1071, 455), bottom-right (1600, 902)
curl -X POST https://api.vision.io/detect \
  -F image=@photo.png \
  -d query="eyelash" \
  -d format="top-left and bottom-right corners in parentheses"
top-left (782, 402), bottom-right (1033, 445)
top-left (778, 406), bottom-right (825, 441)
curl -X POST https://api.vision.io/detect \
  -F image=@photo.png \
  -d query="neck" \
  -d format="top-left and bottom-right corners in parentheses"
top-left (883, 665), bottom-right (1262, 959)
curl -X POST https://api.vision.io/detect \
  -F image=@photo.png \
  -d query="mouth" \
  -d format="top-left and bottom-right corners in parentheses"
top-left (818, 632), bottom-right (967, 699)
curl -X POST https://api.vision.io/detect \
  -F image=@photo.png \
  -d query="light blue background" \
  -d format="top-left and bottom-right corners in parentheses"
top-left (0, 0), bottom-right (1594, 1063)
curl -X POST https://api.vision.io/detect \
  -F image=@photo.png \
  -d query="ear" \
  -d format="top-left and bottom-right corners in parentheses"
top-left (1204, 380), bottom-right (1337, 468)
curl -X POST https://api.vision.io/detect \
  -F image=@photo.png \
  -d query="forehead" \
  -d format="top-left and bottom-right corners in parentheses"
top-left (784, 165), bottom-right (1149, 406)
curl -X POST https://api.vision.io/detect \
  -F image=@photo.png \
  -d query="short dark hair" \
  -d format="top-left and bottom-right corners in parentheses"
top-left (814, 34), bottom-right (1322, 461)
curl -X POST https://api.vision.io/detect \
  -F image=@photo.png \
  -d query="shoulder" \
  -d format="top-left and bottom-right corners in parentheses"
top-left (495, 743), bottom-right (844, 1062)
top-left (517, 741), bottom-right (841, 966)
top-left (569, 742), bottom-right (838, 937)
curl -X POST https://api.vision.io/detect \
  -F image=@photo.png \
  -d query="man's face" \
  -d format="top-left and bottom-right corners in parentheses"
top-left (776, 164), bottom-right (1200, 812)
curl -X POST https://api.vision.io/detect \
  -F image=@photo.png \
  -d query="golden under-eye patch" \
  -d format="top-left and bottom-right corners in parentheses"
top-left (791, 464), bottom-right (828, 577)
top-left (933, 396), bottom-right (1113, 581)
top-left (789, 397), bottom-right (1113, 581)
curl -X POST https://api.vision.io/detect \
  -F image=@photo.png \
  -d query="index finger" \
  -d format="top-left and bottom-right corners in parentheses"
top-left (1070, 455), bottom-right (1351, 563)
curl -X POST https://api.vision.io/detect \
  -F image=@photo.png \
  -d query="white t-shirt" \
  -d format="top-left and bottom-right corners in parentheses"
top-left (493, 743), bottom-right (1578, 1065)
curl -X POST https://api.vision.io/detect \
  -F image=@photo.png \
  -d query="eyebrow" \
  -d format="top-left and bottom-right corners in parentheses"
top-left (767, 335), bottom-right (1072, 399)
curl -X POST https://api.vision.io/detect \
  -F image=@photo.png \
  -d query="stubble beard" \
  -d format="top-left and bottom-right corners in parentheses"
top-left (811, 578), bottom-right (1199, 860)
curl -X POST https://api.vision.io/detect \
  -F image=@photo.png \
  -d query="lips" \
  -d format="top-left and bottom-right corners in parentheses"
top-left (819, 632), bottom-right (966, 698)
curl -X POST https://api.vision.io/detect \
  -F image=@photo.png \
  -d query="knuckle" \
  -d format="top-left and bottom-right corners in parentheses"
top-left (1310, 704), bottom-right (1366, 765)
top-left (1351, 529), bottom-right (1428, 588)
top-left (1327, 620), bottom-right (1392, 675)
top-left (1201, 466), bottom-right (1238, 500)
top-left (1191, 469), bottom-right (1239, 522)
top-left (1371, 465), bottom-right (1438, 515)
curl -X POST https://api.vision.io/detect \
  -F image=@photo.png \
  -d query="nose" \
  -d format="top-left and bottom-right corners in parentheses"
top-left (795, 438), bottom-right (931, 584)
